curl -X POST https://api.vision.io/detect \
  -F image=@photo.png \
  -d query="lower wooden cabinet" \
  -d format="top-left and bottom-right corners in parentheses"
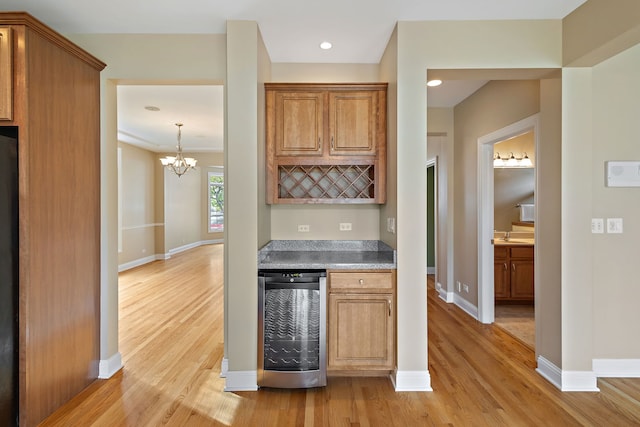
top-left (494, 245), bottom-right (534, 303)
top-left (327, 270), bottom-right (395, 374)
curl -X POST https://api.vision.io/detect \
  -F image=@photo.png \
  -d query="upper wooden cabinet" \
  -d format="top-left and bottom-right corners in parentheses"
top-left (329, 90), bottom-right (379, 156)
top-left (0, 27), bottom-right (12, 120)
top-left (273, 91), bottom-right (324, 156)
top-left (265, 83), bottom-right (387, 204)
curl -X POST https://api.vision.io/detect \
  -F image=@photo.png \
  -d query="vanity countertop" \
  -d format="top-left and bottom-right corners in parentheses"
top-left (258, 240), bottom-right (396, 270)
top-left (492, 238), bottom-right (535, 246)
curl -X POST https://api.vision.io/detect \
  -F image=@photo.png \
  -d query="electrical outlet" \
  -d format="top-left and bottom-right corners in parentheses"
top-left (297, 224), bottom-right (310, 232)
top-left (456, 281), bottom-right (461, 292)
top-left (591, 218), bottom-right (604, 234)
top-left (463, 284), bottom-right (469, 293)
top-left (339, 222), bottom-right (352, 231)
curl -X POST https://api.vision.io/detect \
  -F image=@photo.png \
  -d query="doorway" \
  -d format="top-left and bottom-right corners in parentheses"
top-left (477, 114), bottom-right (539, 327)
top-left (426, 159), bottom-right (437, 277)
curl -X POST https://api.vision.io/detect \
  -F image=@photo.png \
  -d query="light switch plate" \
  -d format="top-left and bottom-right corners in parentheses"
top-left (387, 217), bottom-right (396, 234)
top-left (606, 218), bottom-right (623, 234)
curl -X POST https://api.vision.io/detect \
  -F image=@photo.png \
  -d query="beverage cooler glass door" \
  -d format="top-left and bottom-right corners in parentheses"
top-left (258, 270), bottom-right (326, 388)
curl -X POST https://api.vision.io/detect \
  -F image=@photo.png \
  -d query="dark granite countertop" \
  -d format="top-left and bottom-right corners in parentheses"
top-left (258, 240), bottom-right (396, 270)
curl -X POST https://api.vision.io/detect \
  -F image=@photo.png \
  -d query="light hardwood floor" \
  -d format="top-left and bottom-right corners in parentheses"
top-left (41, 244), bottom-right (640, 426)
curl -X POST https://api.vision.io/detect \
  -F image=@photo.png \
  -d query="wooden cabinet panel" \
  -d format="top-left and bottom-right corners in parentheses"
top-left (511, 259), bottom-right (534, 299)
top-left (0, 27), bottom-right (12, 120)
top-left (328, 294), bottom-right (394, 369)
top-left (329, 91), bottom-right (376, 156)
top-left (494, 260), bottom-right (510, 299)
top-left (274, 91), bottom-right (324, 156)
top-left (494, 245), bottom-right (534, 303)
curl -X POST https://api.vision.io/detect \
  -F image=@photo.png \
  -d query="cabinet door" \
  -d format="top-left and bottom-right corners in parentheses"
top-left (0, 27), bottom-right (12, 121)
top-left (510, 259), bottom-right (534, 299)
top-left (328, 91), bottom-right (377, 156)
top-left (494, 261), bottom-right (510, 299)
top-left (328, 293), bottom-right (394, 369)
top-left (273, 91), bottom-right (324, 156)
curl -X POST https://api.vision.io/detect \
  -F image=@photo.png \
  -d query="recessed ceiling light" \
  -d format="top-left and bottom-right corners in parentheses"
top-left (320, 41), bottom-right (332, 50)
top-left (427, 79), bottom-right (442, 87)
top-left (144, 105), bottom-right (160, 111)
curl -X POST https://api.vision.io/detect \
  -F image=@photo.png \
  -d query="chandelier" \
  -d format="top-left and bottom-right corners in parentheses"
top-left (160, 123), bottom-right (197, 177)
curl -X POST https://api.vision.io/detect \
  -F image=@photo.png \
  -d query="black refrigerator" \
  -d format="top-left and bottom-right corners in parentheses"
top-left (0, 128), bottom-right (18, 426)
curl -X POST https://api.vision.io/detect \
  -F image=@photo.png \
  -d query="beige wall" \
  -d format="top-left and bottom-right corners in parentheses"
top-left (537, 77), bottom-right (562, 369)
top-left (164, 166), bottom-right (202, 250)
top-left (494, 168), bottom-right (535, 231)
top-left (225, 21), bottom-right (261, 374)
top-left (591, 43), bottom-right (640, 359)
top-left (563, 0), bottom-right (640, 67)
top-left (118, 142), bottom-right (157, 265)
top-left (453, 80), bottom-right (541, 306)
top-left (379, 27), bottom-right (398, 250)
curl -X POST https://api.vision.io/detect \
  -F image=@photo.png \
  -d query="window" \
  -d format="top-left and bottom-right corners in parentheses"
top-left (208, 170), bottom-right (224, 232)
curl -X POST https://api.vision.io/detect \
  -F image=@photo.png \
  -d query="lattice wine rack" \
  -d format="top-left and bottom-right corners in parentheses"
top-left (278, 164), bottom-right (375, 200)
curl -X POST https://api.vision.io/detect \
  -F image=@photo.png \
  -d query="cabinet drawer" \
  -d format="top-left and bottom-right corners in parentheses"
top-left (329, 271), bottom-right (394, 291)
top-left (510, 246), bottom-right (533, 259)
top-left (494, 246), bottom-right (508, 259)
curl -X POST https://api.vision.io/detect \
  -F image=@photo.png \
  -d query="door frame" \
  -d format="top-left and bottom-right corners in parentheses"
top-left (426, 158), bottom-right (437, 278)
top-left (477, 114), bottom-right (539, 324)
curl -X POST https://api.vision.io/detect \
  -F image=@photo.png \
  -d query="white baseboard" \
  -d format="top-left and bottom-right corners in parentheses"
top-left (224, 370), bottom-right (258, 392)
top-left (593, 359), bottom-right (640, 377)
top-left (220, 357), bottom-right (228, 378)
top-left (536, 356), bottom-right (599, 391)
top-left (453, 293), bottom-right (479, 320)
top-left (118, 240), bottom-right (224, 272)
top-left (168, 241), bottom-right (203, 256)
top-left (98, 352), bottom-right (123, 379)
top-left (392, 370), bottom-right (432, 391)
top-left (536, 356), bottom-right (562, 389)
top-left (426, 267), bottom-right (435, 274)
top-left (436, 282), bottom-right (454, 303)
top-left (561, 370), bottom-right (599, 391)
top-left (118, 255), bottom-right (162, 272)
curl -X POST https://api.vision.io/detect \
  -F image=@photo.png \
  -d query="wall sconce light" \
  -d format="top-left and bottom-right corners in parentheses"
top-left (494, 152), bottom-right (533, 168)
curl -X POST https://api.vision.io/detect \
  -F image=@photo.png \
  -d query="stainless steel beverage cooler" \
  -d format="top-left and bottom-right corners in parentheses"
top-left (258, 270), bottom-right (327, 388)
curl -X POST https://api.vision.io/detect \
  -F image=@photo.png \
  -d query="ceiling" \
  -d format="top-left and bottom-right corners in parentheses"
top-left (1, 0), bottom-right (587, 152)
